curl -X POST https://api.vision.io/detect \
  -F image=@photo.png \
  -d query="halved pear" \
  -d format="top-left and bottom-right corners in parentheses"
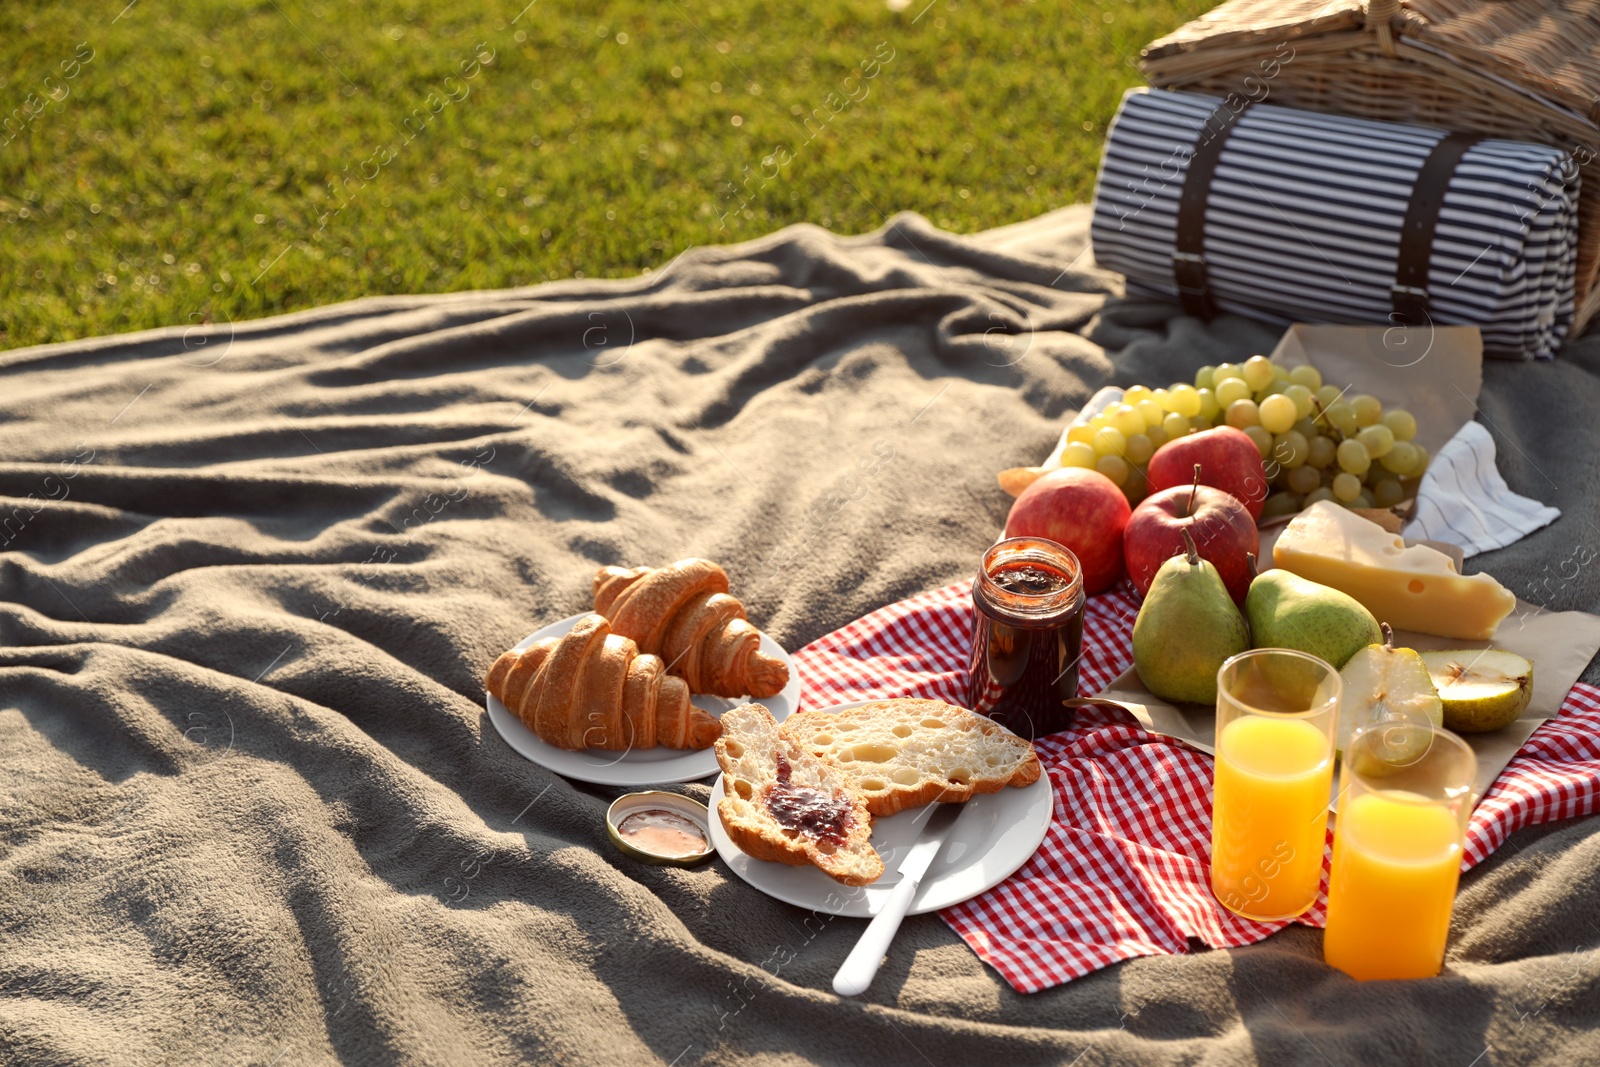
top-left (1336, 624), bottom-right (1443, 763)
top-left (1421, 649), bottom-right (1533, 734)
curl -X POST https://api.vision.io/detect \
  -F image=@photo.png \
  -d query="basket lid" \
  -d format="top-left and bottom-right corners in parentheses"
top-left (1146, 0), bottom-right (1600, 127)
top-left (1143, 0), bottom-right (1365, 62)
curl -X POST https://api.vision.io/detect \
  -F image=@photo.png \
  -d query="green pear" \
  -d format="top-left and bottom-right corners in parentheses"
top-left (1245, 563), bottom-right (1382, 671)
top-left (1133, 529), bottom-right (1252, 705)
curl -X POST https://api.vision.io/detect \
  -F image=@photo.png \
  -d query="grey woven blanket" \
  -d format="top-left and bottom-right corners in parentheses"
top-left (2, 206), bottom-right (1597, 1065)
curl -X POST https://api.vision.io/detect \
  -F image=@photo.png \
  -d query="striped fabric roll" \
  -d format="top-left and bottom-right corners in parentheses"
top-left (1090, 88), bottom-right (1581, 360)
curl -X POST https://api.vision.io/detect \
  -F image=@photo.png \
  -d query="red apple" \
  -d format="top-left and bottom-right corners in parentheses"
top-left (1145, 426), bottom-right (1268, 520)
top-left (1124, 471), bottom-right (1259, 605)
top-left (1004, 467), bottom-right (1130, 594)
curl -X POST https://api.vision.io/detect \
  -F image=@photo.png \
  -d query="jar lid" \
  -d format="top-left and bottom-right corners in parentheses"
top-left (605, 791), bottom-right (715, 867)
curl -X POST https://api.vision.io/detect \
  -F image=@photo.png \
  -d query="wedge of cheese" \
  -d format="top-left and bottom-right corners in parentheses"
top-left (1272, 501), bottom-right (1516, 641)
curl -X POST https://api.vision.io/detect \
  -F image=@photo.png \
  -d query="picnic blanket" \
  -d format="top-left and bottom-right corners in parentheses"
top-left (3, 204), bottom-right (1600, 1065)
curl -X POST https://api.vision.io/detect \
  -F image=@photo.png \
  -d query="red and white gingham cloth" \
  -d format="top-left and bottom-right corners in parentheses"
top-left (791, 579), bottom-right (1600, 993)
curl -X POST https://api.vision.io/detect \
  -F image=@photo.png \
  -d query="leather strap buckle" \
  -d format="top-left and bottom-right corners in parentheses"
top-left (1390, 283), bottom-right (1430, 327)
top-left (1172, 252), bottom-right (1211, 301)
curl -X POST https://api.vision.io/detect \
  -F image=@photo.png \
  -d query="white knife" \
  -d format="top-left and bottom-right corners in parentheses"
top-left (832, 801), bottom-right (967, 997)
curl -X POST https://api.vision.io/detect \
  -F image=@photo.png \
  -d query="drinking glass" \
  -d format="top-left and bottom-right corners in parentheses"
top-left (1323, 722), bottom-right (1477, 980)
top-left (1210, 649), bottom-right (1340, 921)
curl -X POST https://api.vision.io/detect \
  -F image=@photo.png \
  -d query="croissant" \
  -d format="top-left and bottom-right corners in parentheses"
top-left (486, 613), bottom-right (721, 751)
top-left (593, 558), bottom-right (789, 699)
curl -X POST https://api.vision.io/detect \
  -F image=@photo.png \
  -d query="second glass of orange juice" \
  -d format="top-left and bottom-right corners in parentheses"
top-left (1210, 649), bottom-right (1340, 921)
top-left (1323, 722), bottom-right (1477, 980)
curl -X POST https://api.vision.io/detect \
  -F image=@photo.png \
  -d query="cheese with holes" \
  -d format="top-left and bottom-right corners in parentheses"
top-left (1272, 502), bottom-right (1516, 641)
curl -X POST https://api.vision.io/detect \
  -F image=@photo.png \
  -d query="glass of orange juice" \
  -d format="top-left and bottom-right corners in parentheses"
top-left (1210, 649), bottom-right (1340, 921)
top-left (1323, 722), bottom-right (1477, 980)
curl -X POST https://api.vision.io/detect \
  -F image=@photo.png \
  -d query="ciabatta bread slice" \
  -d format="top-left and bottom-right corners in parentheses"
top-left (780, 698), bottom-right (1041, 817)
top-left (714, 703), bottom-right (883, 886)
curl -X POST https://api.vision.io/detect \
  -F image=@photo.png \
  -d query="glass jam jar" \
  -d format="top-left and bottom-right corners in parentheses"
top-left (966, 536), bottom-right (1086, 741)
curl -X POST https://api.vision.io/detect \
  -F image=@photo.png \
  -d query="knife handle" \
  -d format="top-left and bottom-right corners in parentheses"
top-left (832, 876), bottom-right (919, 997)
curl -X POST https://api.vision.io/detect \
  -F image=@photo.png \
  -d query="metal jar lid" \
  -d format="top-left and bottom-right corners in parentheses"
top-left (605, 791), bottom-right (715, 868)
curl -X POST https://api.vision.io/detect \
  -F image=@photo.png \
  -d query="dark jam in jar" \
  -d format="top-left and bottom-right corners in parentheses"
top-left (991, 565), bottom-right (1070, 596)
top-left (966, 537), bottom-right (1086, 741)
top-left (765, 754), bottom-right (852, 846)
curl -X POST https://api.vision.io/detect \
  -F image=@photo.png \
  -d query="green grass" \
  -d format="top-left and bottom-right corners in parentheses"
top-left (1, 0), bottom-right (1213, 350)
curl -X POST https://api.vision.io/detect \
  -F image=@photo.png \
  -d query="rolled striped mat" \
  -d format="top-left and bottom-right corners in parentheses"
top-left (1090, 88), bottom-right (1580, 360)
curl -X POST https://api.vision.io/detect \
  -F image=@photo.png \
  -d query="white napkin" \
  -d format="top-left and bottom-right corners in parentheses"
top-left (1046, 388), bottom-right (1559, 559)
top-left (1401, 421), bottom-right (1560, 559)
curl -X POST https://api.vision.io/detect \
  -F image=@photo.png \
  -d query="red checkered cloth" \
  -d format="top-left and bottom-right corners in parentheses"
top-left (791, 579), bottom-right (1600, 993)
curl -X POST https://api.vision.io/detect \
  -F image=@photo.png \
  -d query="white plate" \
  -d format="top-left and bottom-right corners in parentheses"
top-left (707, 701), bottom-right (1055, 917)
top-left (486, 613), bottom-right (800, 787)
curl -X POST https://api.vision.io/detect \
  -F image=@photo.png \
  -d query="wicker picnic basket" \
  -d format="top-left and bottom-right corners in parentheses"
top-left (1142, 0), bottom-right (1600, 335)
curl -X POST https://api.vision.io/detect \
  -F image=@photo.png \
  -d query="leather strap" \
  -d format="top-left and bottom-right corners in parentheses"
top-left (1392, 131), bottom-right (1481, 326)
top-left (1173, 101), bottom-right (1250, 319)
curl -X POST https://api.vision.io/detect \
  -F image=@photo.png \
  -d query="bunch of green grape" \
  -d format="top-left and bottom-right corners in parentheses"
top-left (1057, 354), bottom-right (1429, 516)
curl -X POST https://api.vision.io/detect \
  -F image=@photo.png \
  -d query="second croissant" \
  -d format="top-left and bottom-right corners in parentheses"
top-left (594, 558), bottom-right (789, 700)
